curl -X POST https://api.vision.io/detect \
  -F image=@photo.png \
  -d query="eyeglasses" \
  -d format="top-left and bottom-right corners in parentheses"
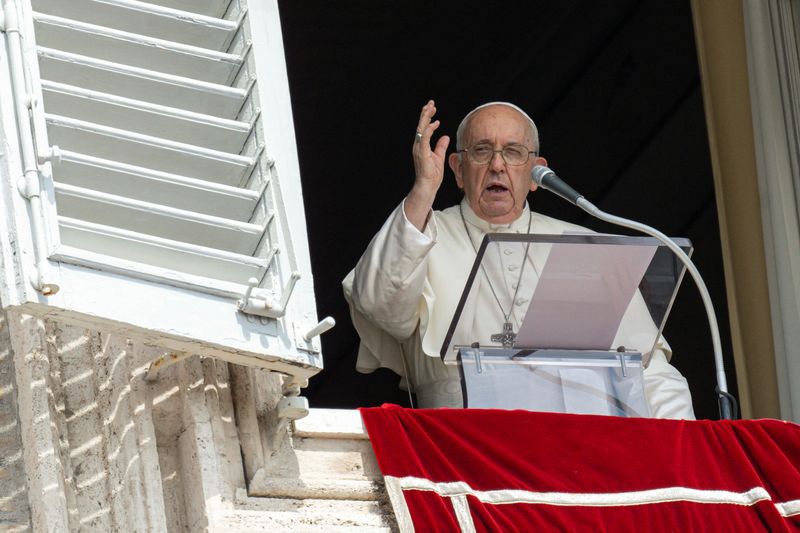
top-left (458, 143), bottom-right (537, 166)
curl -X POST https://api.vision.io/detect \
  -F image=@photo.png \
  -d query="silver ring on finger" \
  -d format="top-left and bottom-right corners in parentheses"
top-left (415, 131), bottom-right (423, 143)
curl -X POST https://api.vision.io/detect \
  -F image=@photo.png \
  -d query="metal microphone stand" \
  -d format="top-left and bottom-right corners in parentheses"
top-left (577, 198), bottom-right (736, 420)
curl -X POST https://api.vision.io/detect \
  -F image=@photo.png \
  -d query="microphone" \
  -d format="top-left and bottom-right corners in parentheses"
top-left (531, 165), bottom-right (584, 205)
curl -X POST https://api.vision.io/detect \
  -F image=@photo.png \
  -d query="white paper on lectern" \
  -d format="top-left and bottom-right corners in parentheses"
top-left (514, 240), bottom-right (657, 350)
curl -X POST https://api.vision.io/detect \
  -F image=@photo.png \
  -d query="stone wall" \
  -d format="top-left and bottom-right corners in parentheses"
top-left (0, 309), bottom-right (249, 531)
top-left (0, 308), bottom-right (394, 532)
top-left (0, 311), bottom-right (31, 531)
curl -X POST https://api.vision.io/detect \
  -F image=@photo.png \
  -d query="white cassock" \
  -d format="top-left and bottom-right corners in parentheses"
top-left (342, 199), bottom-right (695, 419)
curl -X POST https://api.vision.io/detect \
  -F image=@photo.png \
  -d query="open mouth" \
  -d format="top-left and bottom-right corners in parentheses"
top-left (485, 183), bottom-right (509, 193)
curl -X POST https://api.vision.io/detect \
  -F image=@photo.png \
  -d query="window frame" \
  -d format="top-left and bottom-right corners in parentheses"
top-left (0, 0), bottom-right (324, 380)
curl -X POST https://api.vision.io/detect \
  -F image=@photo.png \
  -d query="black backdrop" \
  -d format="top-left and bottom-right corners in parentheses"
top-left (278, 0), bottom-right (737, 419)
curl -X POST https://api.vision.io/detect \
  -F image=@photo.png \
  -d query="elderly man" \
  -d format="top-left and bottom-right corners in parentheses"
top-left (343, 100), bottom-right (694, 419)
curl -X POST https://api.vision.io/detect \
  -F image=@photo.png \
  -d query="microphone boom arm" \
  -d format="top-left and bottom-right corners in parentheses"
top-left (576, 197), bottom-right (735, 420)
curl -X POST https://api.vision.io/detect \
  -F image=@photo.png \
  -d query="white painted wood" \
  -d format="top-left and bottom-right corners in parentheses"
top-left (2, 0), bottom-right (324, 390)
top-left (56, 217), bottom-right (268, 284)
top-left (0, 39), bottom-right (42, 309)
top-left (243, 0), bottom-right (319, 333)
top-left (45, 114), bottom-right (255, 185)
top-left (55, 151), bottom-right (259, 221)
top-left (54, 183), bottom-right (265, 255)
top-left (33, 12), bottom-right (244, 85)
top-left (38, 47), bottom-right (248, 118)
top-left (42, 81), bottom-right (252, 152)
top-left (144, 0), bottom-right (233, 19)
top-left (4, 0), bottom-right (61, 295)
top-left (17, 263), bottom-right (323, 380)
top-left (51, 239), bottom-right (266, 302)
top-left (31, 0), bottom-right (239, 51)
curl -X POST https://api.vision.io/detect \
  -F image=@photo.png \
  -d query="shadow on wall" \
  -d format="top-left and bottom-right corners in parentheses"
top-left (0, 311), bottom-right (33, 531)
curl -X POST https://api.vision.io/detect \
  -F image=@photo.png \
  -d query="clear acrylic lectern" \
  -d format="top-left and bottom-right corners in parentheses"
top-left (440, 233), bottom-right (692, 417)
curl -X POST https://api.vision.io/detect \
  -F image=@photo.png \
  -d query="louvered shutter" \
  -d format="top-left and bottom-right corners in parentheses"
top-left (0, 0), bottom-right (324, 381)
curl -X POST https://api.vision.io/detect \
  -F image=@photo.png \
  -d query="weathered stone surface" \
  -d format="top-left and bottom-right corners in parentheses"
top-left (3, 312), bottom-right (397, 532)
top-left (293, 407), bottom-right (370, 440)
top-left (9, 312), bottom-right (71, 532)
top-left (0, 310), bottom-right (31, 532)
top-left (248, 475), bottom-right (386, 501)
top-left (224, 488), bottom-right (396, 532)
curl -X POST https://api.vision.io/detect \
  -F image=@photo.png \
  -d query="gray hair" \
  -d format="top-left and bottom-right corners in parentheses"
top-left (455, 101), bottom-right (539, 152)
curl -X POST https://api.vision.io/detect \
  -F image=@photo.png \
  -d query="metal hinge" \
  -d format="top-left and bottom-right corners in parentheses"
top-left (238, 273), bottom-right (300, 319)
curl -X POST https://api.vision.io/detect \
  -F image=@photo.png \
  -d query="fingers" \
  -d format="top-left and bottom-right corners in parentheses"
top-left (415, 100), bottom-right (437, 148)
top-left (411, 100), bottom-right (448, 191)
top-left (425, 120), bottom-right (441, 145)
top-left (433, 135), bottom-right (450, 159)
top-left (416, 100), bottom-right (435, 132)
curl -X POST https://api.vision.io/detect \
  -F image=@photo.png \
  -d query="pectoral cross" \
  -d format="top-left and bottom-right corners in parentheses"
top-left (491, 322), bottom-right (516, 348)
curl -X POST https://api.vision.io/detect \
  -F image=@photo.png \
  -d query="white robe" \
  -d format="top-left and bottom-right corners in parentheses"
top-left (342, 199), bottom-right (695, 419)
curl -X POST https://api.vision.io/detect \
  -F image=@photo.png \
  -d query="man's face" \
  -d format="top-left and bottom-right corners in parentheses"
top-left (448, 106), bottom-right (546, 224)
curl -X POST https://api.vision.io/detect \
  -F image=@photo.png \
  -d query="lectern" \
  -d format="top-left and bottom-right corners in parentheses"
top-left (440, 234), bottom-right (692, 417)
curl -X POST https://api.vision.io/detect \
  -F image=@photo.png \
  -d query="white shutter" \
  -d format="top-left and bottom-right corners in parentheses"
top-left (0, 0), bottom-right (325, 382)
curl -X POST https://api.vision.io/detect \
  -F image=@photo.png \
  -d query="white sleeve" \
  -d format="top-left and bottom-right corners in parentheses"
top-left (616, 286), bottom-right (695, 419)
top-left (643, 350), bottom-right (696, 419)
top-left (349, 201), bottom-right (437, 340)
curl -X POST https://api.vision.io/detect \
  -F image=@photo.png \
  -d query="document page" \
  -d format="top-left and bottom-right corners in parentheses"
top-left (515, 240), bottom-right (656, 350)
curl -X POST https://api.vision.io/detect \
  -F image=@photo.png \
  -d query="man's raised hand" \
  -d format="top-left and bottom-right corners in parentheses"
top-left (406, 100), bottom-right (450, 231)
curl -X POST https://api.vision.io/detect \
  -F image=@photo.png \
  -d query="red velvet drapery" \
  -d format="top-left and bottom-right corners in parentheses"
top-left (361, 405), bottom-right (800, 532)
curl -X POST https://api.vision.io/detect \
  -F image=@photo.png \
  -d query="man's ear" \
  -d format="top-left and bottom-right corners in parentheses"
top-left (530, 156), bottom-right (548, 192)
top-left (449, 152), bottom-right (463, 189)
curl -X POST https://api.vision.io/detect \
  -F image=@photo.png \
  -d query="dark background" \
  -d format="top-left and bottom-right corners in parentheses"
top-left (278, 0), bottom-right (737, 419)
